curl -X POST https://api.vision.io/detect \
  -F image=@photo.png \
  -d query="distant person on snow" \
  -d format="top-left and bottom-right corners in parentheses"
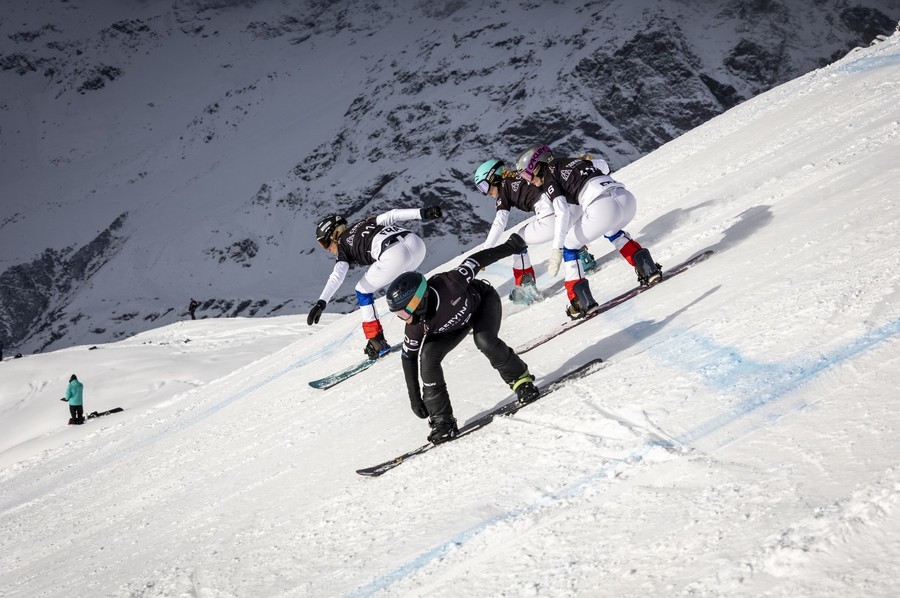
top-left (516, 145), bottom-right (662, 320)
top-left (64, 374), bottom-right (85, 425)
top-left (473, 158), bottom-right (596, 304)
top-left (385, 233), bottom-right (540, 445)
top-left (188, 298), bottom-right (200, 320)
top-left (308, 205), bottom-right (444, 360)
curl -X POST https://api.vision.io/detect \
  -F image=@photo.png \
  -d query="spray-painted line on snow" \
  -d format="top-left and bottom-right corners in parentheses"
top-left (0, 328), bottom-right (357, 515)
top-left (101, 327), bottom-right (361, 455)
top-left (653, 318), bottom-right (900, 448)
top-left (348, 317), bottom-right (900, 597)
top-left (835, 52), bottom-right (900, 74)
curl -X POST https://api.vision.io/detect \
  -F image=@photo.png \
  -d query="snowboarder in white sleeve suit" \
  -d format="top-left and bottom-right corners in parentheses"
top-left (516, 145), bottom-right (662, 320)
top-left (308, 206), bottom-right (443, 359)
top-left (473, 159), bottom-right (596, 305)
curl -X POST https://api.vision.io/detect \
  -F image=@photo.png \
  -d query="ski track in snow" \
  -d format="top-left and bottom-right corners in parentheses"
top-left (348, 320), bottom-right (900, 596)
top-left (1, 17), bottom-right (899, 598)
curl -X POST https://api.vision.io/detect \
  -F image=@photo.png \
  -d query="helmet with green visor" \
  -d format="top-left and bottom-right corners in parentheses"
top-left (473, 159), bottom-right (504, 195)
top-left (386, 271), bottom-right (429, 324)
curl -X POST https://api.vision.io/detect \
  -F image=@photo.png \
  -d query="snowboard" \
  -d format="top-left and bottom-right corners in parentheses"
top-left (356, 358), bottom-right (607, 477)
top-left (86, 407), bottom-right (124, 419)
top-left (516, 250), bottom-right (714, 355)
top-left (308, 344), bottom-right (402, 390)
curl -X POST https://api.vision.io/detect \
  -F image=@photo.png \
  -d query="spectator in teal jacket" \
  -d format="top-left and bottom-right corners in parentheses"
top-left (65, 374), bottom-right (84, 425)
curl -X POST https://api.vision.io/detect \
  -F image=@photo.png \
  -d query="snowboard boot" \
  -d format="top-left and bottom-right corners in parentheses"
top-left (572, 279), bottom-right (599, 315)
top-left (364, 331), bottom-right (391, 360)
top-left (633, 248), bottom-right (662, 286)
top-left (509, 273), bottom-right (540, 305)
top-left (579, 246), bottom-right (597, 273)
top-left (511, 371), bottom-right (540, 405)
top-left (427, 416), bottom-right (459, 445)
top-left (566, 297), bottom-right (586, 320)
top-left (565, 280), bottom-right (600, 320)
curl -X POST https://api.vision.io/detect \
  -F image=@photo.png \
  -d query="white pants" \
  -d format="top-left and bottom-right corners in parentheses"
top-left (512, 196), bottom-right (556, 275)
top-left (517, 196), bottom-right (556, 245)
top-left (355, 233), bottom-right (427, 324)
top-left (564, 186), bottom-right (637, 249)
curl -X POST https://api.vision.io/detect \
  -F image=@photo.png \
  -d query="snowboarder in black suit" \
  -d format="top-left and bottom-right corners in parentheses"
top-left (385, 233), bottom-right (541, 445)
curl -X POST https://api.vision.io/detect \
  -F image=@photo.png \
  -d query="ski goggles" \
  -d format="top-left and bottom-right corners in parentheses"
top-left (518, 162), bottom-right (545, 184)
top-left (474, 163), bottom-right (504, 195)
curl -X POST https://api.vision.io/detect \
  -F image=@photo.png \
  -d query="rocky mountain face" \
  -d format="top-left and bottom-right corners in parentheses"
top-left (1, 0), bottom-right (897, 354)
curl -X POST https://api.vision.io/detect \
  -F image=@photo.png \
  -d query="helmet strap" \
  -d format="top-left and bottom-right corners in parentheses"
top-left (404, 277), bottom-right (428, 315)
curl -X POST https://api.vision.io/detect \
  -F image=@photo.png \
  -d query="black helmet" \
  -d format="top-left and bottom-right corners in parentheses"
top-left (315, 215), bottom-right (347, 248)
top-left (387, 272), bottom-right (429, 321)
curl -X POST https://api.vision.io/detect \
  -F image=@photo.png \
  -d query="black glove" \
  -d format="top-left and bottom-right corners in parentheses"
top-left (307, 300), bottom-right (326, 325)
top-left (410, 394), bottom-right (428, 419)
top-left (505, 233), bottom-right (527, 254)
top-left (60, 397), bottom-right (67, 402)
top-left (420, 205), bottom-right (443, 220)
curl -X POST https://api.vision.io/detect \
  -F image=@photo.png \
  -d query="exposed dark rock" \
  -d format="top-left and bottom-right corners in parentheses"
top-left (77, 64), bottom-right (123, 93)
top-left (0, 213), bottom-right (128, 352)
top-left (204, 238), bottom-right (259, 266)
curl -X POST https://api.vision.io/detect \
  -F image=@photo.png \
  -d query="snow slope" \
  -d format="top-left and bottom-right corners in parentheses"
top-left (0, 30), bottom-right (899, 598)
top-left (3, 0), bottom-right (897, 354)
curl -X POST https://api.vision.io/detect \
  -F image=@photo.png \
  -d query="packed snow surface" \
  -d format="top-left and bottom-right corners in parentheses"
top-left (1, 31), bottom-right (899, 598)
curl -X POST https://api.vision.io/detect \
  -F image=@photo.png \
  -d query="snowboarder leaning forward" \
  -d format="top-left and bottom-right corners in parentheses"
top-left (473, 159), bottom-right (595, 303)
top-left (308, 206), bottom-right (443, 359)
top-left (516, 145), bottom-right (662, 320)
top-left (386, 233), bottom-right (541, 445)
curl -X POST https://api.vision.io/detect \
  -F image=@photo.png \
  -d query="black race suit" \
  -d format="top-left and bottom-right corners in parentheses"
top-left (496, 176), bottom-right (543, 213)
top-left (400, 241), bottom-right (529, 424)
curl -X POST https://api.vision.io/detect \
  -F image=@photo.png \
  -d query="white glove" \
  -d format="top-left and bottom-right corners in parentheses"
top-left (547, 248), bottom-right (563, 277)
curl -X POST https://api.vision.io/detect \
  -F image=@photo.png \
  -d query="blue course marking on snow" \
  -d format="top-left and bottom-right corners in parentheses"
top-left (654, 317), bottom-right (900, 446)
top-left (835, 52), bottom-right (900, 74)
top-left (134, 327), bottom-right (358, 439)
top-left (0, 327), bottom-right (360, 514)
top-left (347, 317), bottom-right (900, 597)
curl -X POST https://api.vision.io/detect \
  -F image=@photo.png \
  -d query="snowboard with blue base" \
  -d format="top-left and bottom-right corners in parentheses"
top-left (516, 250), bottom-right (714, 354)
top-left (308, 344), bottom-right (402, 390)
top-left (356, 358), bottom-right (607, 477)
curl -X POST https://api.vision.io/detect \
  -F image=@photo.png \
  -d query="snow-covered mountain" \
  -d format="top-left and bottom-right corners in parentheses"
top-left (1, 27), bottom-right (898, 596)
top-left (1, 0), bottom-right (898, 355)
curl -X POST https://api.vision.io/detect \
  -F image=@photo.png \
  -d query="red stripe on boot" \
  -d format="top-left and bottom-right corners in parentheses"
top-left (362, 320), bottom-right (383, 339)
top-left (564, 278), bottom-right (583, 300)
top-left (513, 267), bottom-right (537, 286)
top-left (619, 239), bottom-right (643, 266)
